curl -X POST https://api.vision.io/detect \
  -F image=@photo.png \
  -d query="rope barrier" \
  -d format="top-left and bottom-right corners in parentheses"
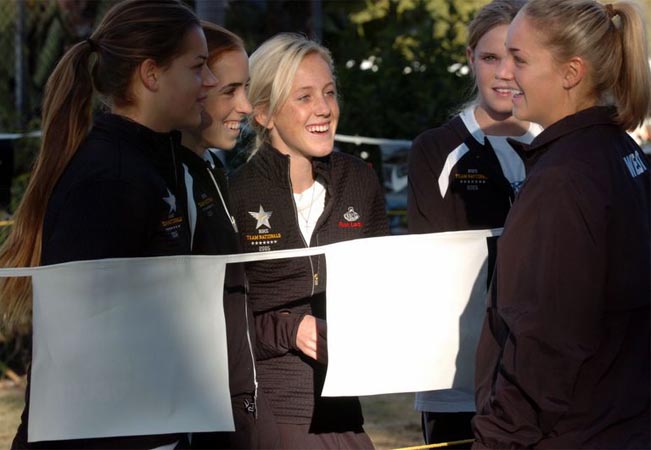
top-left (0, 131), bottom-right (41, 140)
top-left (335, 133), bottom-right (411, 147)
top-left (393, 438), bottom-right (475, 450)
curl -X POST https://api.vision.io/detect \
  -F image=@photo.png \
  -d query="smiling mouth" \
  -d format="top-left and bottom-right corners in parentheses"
top-left (224, 120), bottom-right (241, 131)
top-left (493, 87), bottom-right (520, 95)
top-left (306, 124), bottom-right (330, 134)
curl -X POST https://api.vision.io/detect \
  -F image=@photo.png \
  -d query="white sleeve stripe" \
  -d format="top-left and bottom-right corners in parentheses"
top-left (438, 143), bottom-right (469, 198)
top-left (183, 164), bottom-right (197, 250)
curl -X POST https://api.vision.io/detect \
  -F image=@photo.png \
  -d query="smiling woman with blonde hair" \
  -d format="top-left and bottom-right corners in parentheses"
top-left (229, 33), bottom-right (388, 449)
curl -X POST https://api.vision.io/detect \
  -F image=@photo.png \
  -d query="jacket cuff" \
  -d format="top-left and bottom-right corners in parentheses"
top-left (288, 312), bottom-right (307, 352)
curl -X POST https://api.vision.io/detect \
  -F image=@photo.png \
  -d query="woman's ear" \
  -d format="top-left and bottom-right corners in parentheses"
top-left (254, 106), bottom-right (274, 130)
top-left (466, 46), bottom-right (475, 72)
top-left (562, 56), bottom-right (587, 90)
top-left (139, 58), bottom-right (161, 92)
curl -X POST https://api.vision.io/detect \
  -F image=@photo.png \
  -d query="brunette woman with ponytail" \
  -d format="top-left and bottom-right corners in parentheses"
top-left (1, 0), bottom-right (216, 448)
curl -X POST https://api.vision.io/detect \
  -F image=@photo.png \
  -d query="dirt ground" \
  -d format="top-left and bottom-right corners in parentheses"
top-left (0, 384), bottom-right (23, 448)
top-left (0, 383), bottom-right (422, 450)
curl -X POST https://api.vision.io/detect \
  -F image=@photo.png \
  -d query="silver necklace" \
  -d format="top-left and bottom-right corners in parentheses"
top-left (296, 181), bottom-right (316, 230)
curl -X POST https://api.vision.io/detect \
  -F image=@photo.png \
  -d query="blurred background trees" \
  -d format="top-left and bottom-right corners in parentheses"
top-left (0, 0), bottom-right (493, 138)
top-left (4, 0), bottom-right (651, 138)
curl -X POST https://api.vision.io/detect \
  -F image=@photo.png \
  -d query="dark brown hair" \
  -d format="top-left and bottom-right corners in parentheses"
top-left (0, 0), bottom-right (200, 332)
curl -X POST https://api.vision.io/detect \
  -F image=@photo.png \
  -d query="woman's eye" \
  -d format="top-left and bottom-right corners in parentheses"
top-left (325, 90), bottom-right (336, 97)
top-left (298, 95), bottom-right (310, 102)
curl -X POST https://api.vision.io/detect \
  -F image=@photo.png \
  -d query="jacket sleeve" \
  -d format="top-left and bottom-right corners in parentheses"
top-left (472, 166), bottom-right (607, 448)
top-left (253, 309), bottom-right (304, 360)
top-left (407, 134), bottom-right (452, 233)
top-left (42, 179), bottom-right (152, 264)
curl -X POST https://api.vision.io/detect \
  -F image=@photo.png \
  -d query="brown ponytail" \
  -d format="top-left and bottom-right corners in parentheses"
top-left (0, 0), bottom-right (200, 334)
top-left (0, 42), bottom-right (95, 332)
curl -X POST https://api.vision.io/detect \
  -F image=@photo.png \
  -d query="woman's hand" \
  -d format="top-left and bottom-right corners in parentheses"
top-left (296, 314), bottom-right (327, 363)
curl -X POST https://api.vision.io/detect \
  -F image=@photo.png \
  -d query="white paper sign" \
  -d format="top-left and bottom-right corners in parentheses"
top-left (322, 229), bottom-right (497, 396)
top-left (28, 256), bottom-right (232, 442)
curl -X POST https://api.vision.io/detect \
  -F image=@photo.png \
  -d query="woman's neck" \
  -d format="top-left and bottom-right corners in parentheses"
top-left (181, 131), bottom-right (206, 156)
top-left (289, 154), bottom-right (314, 194)
top-left (473, 105), bottom-right (530, 137)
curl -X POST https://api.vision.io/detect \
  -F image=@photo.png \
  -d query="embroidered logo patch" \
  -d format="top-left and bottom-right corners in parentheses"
top-left (245, 205), bottom-right (280, 251)
top-left (249, 205), bottom-right (272, 229)
top-left (339, 206), bottom-right (363, 229)
top-left (623, 150), bottom-right (648, 178)
top-left (343, 206), bottom-right (360, 222)
top-left (162, 189), bottom-right (177, 216)
top-left (454, 169), bottom-right (488, 192)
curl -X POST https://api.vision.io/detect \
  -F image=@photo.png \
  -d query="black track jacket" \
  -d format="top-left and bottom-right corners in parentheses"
top-left (473, 107), bottom-right (650, 449)
top-left (14, 113), bottom-right (191, 449)
top-left (179, 146), bottom-right (256, 398)
top-left (408, 114), bottom-right (528, 233)
top-left (229, 144), bottom-right (389, 427)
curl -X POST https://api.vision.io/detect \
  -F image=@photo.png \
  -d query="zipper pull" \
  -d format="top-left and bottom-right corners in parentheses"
top-left (313, 273), bottom-right (319, 286)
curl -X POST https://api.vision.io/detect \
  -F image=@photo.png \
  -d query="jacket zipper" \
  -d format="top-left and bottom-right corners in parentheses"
top-left (204, 167), bottom-right (257, 412)
top-left (286, 164), bottom-right (317, 296)
top-left (243, 279), bottom-right (258, 417)
top-left (206, 167), bottom-right (238, 233)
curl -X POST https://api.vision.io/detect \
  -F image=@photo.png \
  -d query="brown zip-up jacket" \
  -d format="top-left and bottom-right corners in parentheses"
top-left (229, 144), bottom-right (388, 427)
top-left (473, 107), bottom-right (650, 449)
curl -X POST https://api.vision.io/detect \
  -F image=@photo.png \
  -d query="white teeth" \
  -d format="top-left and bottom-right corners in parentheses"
top-left (307, 124), bottom-right (329, 133)
top-left (225, 121), bottom-right (240, 130)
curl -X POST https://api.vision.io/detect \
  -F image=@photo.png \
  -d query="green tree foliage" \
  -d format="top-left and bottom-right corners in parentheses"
top-left (224, 0), bottom-right (488, 140)
top-left (324, 0), bottom-right (487, 139)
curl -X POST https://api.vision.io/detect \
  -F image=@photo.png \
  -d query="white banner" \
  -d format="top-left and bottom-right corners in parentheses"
top-left (0, 229), bottom-right (499, 442)
top-left (323, 230), bottom-right (495, 396)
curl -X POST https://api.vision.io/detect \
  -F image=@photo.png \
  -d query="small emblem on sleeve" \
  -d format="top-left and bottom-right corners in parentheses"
top-left (623, 150), bottom-right (648, 178)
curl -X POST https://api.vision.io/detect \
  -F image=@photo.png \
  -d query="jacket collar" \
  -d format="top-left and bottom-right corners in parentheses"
top-left (525, 106), bottom-right (617, 153)
top-left (93, 113), bottom-right (183, 190)
top-left (93, 113), bottom-right (182, 159)
top-left (253, 142), bottom-right (333, 189)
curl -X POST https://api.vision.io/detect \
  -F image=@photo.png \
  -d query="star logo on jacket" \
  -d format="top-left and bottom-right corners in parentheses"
top-left (162, 189), bottom-right (176, 215)
top-left (249, 205), bottom-right (272, 229)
